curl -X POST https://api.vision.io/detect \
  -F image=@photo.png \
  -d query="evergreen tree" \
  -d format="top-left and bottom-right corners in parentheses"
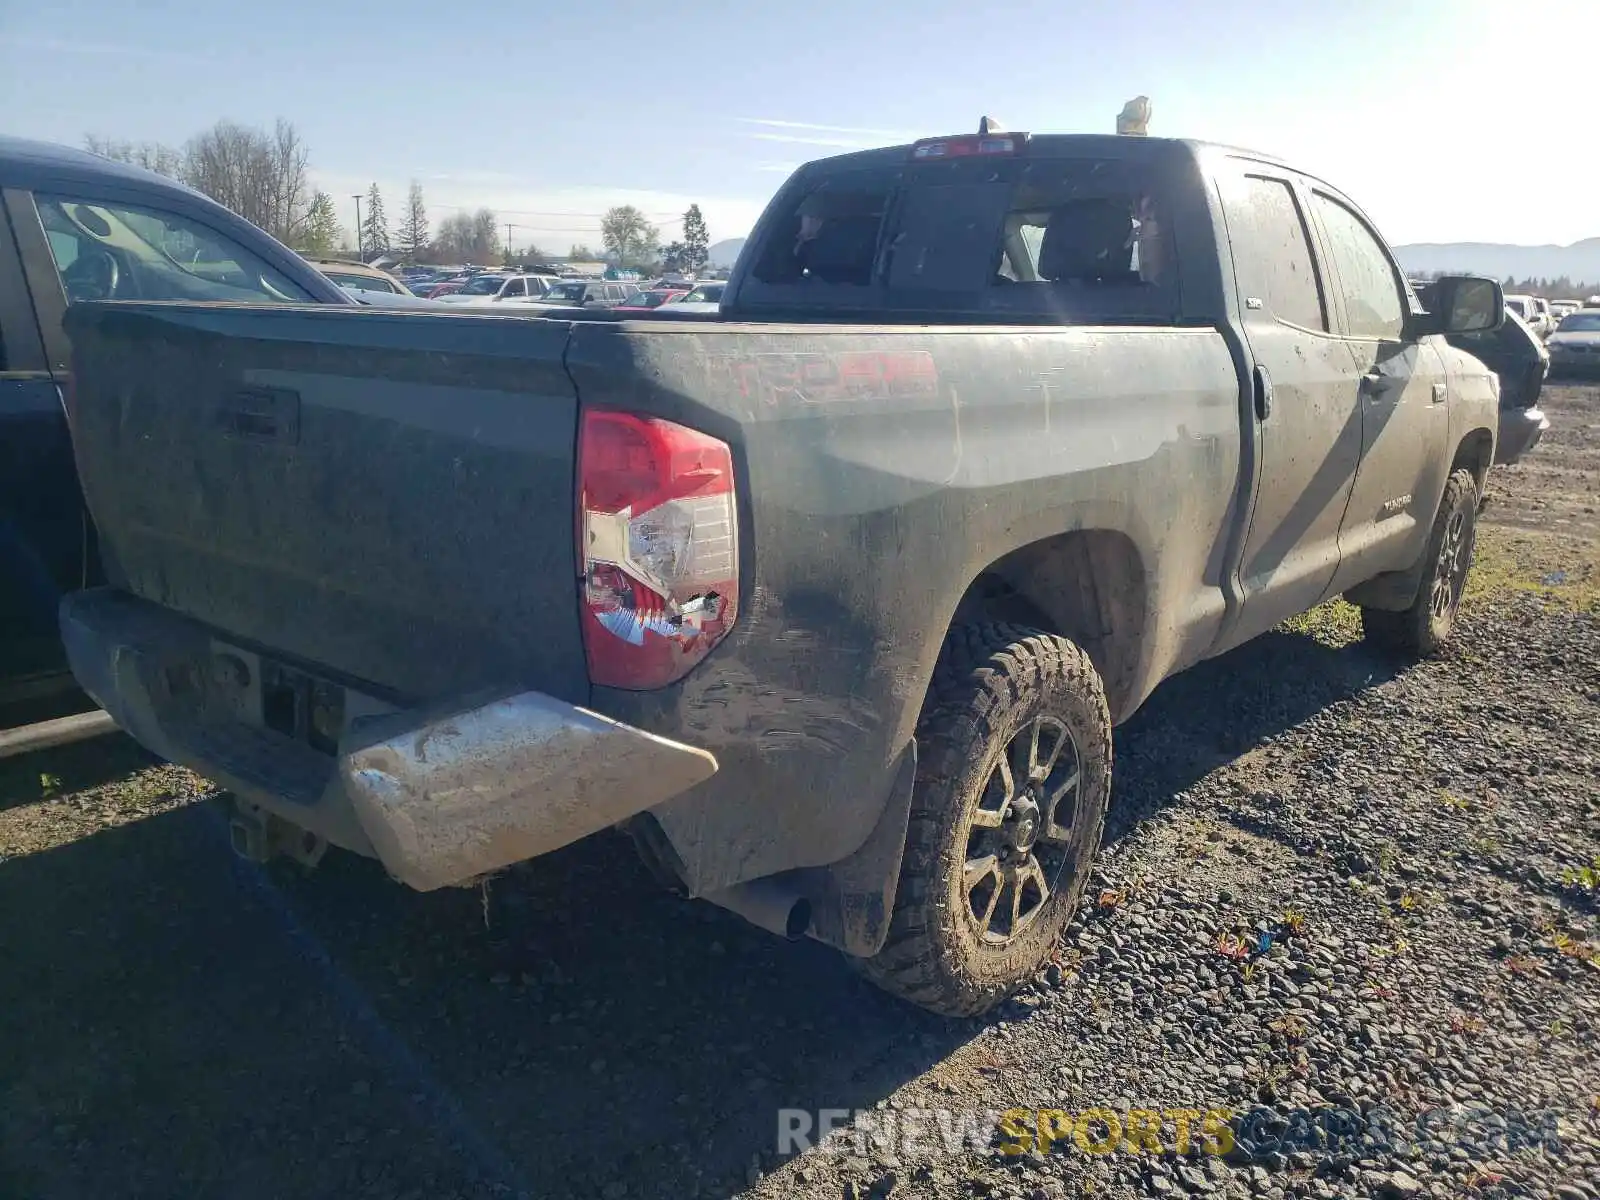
top-left (361, 182), bottom-right (390, 255)
top-left (682, 204), bottom-right (709, 275)
top-left (397, 181), bottom-right (429, 262)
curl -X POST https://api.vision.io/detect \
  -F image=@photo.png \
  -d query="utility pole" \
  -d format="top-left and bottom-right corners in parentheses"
top-left (352, 194), bottom-right (364, 259)
top-left (505, 222), bottom-right (521, 266)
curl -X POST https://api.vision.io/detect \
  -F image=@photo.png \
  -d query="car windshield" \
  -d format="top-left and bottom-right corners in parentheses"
top-left (460, 276), bottom-right (509, 294)
top-left (1557, 312), bottom-right (1600, 332)
top-left (625, 290), bottom-right (676, 308)
top-left (1505, 298), bottom-right (1530, 317)
top-left (683, 283), bottom-right (724, 303)
top-left (542, 282), bottom-right (587, 302)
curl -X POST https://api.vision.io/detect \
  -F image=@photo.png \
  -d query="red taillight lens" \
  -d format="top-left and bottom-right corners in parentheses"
top-left (577, 409), bottom-right (739, 690)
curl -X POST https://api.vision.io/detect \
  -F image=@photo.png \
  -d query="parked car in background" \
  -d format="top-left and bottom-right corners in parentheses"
top-left (614, 287), bottom-right (688, 312)
top-left (433, 273), bottom-right (556, 305)
top-left (0, 135), bottom-right (349, 712)
top-left (303, 258), bottom-right (416, 296)
top-left (1503, 294), bottom-right (1549, 338)
top-left (1546, 309), bottom-right (1600, 376)
top-left (502, 279), bottom-right (640, 310)
top-left (1418, 282), bottom-right (1550, 465)
top-left (661, 279), bottom-right (726, 314)
top-left (1550, 299), bottom-right (1580, 319)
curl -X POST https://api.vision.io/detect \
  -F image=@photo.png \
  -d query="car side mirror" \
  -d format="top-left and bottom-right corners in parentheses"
top-left (1418, 275), bottom-right (1504, 336)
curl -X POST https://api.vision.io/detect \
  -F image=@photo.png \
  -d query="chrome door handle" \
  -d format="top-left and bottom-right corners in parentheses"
top-left (1431, 382), bottom-right (1448, 404)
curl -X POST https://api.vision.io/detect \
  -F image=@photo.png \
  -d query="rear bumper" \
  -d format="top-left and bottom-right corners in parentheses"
top-left (1548, 351), bottom-right (1600, 377)
top-left (60, 589), bottom-right (718, 890)
top-left (1495, 405), bottom-right (1549, 466)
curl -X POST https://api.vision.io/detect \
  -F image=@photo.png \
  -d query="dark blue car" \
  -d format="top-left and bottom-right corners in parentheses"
top-left (0, 136), bottom-right (350, 715)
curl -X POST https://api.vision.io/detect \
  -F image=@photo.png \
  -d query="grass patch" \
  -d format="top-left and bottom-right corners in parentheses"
top-left (1463, 524), bottom-right (1600, 613)
top-left (1283, 523), bottom-right (1599, 650)
top-left (1280, 597), bottom-right (1363, 648)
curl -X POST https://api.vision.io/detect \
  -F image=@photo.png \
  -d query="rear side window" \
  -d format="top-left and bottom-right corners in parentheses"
top-left (1310, 192), bottom-right (1405, 340)
top-left (1223, 175), bottom-right (1327, 331)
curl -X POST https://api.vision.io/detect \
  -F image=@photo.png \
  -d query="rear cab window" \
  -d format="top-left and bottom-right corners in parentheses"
top-left (738, 149), bottom-right (1182, 322)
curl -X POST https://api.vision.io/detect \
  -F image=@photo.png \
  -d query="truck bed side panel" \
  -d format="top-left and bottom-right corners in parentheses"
top-left (568, 321), bottom-right (1242, 892)
top-left (64, 304), bottom-right (589, 704)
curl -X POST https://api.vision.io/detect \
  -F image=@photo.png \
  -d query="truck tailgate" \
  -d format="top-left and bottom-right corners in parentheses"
top-left (63, 303), bottom-right (588, 705)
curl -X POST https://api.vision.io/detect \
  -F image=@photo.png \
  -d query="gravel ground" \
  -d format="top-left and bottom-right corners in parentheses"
top-left (2, 386), bottom-right (1597, 1200)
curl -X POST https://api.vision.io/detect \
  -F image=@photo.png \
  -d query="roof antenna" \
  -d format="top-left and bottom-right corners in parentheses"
top-left (1116, 96), bottom-right (1152, 136)
top-left (978, 116), bottom-right (1005, 136)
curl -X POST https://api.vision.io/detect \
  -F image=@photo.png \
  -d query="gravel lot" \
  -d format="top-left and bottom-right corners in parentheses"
top-left (2, 386), bottom-right (1597, 1200)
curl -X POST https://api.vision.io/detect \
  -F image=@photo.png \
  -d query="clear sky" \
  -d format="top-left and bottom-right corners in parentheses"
top-left (2, 0), bottom-right (1595, 252)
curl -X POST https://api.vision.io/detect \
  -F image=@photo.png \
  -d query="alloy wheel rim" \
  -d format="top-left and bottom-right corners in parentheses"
top-left (963, 714), bottom-right (1083, 945)
top-left (1430, 509), bottom-right (1469, 620)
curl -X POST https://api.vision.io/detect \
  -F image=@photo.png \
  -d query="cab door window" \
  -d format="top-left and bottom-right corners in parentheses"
top-left (1310, 193), bottom-right (1406, 340)
top-left (35, 194), bottom-right (313, 305)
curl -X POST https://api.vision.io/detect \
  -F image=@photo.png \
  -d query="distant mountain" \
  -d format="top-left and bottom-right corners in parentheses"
top-left (707, 237), bottom-right (746, 268)
top-left (1394, 238), bottom-right (1600, 288)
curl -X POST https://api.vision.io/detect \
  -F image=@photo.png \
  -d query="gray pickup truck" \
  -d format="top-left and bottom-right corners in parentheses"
top-left (58, 125), bottom-right (1505, 1016)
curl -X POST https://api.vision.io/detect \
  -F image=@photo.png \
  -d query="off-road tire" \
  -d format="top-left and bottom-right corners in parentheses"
top-left (1360, 468), bottom-right (1479, 659)
top-left (857, 623), bottom-right (1112, 1017)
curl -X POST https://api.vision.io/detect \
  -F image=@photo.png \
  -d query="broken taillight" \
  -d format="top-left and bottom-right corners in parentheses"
top-left (577, 409), bottom-right (739, 690)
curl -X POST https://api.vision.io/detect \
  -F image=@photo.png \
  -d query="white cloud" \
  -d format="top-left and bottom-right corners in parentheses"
top-left (749, 132), bottom-right (886, 150)
top-left (0, 34), bottom-right (207, 64)
top-left (736, 118), bottom-right (916, 151)
top-left (738, 118), bottom-right (917, 139)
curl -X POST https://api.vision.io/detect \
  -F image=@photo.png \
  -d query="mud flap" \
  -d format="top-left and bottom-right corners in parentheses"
top-left (798, 739), bottom-right (919, 958)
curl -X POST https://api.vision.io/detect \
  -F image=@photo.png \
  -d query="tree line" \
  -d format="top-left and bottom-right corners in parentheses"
top-left (1412, 270), bottom-right (1599, 298)
top-left (1496, 276), bottom-right (1599, 299)
top-left (85, 118), bottom-right (714, 273)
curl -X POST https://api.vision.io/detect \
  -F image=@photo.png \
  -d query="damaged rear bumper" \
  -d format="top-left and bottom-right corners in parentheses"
top-left (60, 588), bottom-right (718, 890)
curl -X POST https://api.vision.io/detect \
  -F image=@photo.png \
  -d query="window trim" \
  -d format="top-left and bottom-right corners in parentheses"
top-left (1304, 186), bottom-right (1410, 343)
top-left (0, 191), bottom-right (48, 374)
top-left (5, 187), bottom-right (74, 374)
top-left (1231, 170), bottom-right (1334, 337)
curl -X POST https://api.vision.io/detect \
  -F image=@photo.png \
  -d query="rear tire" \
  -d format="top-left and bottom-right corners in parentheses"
top-left (857, 624), bottom-right (1112, 1017)
top-left (1360, 468), bottom-right (1478, 658)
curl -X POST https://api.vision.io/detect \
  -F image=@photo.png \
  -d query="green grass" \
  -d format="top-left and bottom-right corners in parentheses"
top-left (1463, 525), bottom-right (1600, 614)
top-left (1281, 524), bottom-right (1599, 652)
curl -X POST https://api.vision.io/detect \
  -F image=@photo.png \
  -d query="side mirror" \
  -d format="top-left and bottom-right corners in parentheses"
top-left (1420, 275), bottom-right (1504, 336)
